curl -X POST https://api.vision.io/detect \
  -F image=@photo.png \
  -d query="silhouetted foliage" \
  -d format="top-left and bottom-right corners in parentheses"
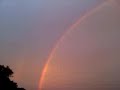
top-left (0, 65), bottom-right (26, 90)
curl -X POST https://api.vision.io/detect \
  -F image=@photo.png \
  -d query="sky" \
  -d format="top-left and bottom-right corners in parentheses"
top-left (42, 1), bottom-right (120, 90)
top-left (0, 0), bottom-right (120, 90)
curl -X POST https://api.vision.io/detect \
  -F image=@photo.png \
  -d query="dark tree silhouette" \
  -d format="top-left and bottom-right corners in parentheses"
top-left (0, 65), bottom-right (26, 90)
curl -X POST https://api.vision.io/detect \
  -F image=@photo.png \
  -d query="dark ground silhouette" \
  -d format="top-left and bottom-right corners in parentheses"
top-left (0, 65), bottom-right (26, 90)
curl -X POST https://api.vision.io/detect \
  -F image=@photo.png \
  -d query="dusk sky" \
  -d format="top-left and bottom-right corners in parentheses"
top-left (0, 0), bottom-right (120, 90)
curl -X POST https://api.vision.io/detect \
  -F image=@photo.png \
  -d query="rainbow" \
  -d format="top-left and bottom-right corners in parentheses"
top-left (38, 0), bottom-right (113, 90)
